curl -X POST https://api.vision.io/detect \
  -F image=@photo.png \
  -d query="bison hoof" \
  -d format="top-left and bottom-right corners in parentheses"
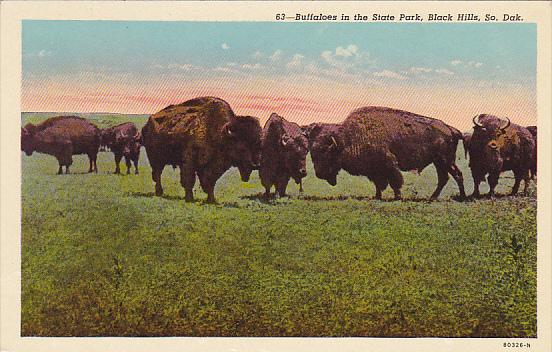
top-left (206, 198), bottom-right (216, 204)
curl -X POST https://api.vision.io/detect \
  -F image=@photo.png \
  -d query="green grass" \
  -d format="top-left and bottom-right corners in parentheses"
top-left (21, 113), bottom-right (537, 337)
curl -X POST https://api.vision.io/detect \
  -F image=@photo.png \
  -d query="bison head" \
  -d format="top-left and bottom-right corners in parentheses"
top-left (100, 129), bottom-right (115, 148)
top-left (308, 126), bottom-right (343, 186)
top-left (222, 116), bottom-right (262, 182)
top-left (21, 124), bottom-right (36, 155)
top-left (281, 133), bottom-right (309, 183)
top-left (471, 114), bottom-right (511, 169)
top-left (123, 132), bottom-right (142, 157)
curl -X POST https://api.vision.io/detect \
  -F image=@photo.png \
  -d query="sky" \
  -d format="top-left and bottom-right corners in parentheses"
top-left (22, 21), bottom-right (536, 130)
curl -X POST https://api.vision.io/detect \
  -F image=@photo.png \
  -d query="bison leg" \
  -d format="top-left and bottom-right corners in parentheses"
top-left (388, 170), bottom-right (403, 201)
top-left (179, 164), bottom-right (196, 202)
top-left (124, 156), bottom-right (131, 175)
top-left (88, 152), bottom-right (98, 173)
top-left (430, 164), bottom-right (449, 200)
top-left (470, 169), bottom-right (485, 198)
top-left (114, 153), bottom-right (122, 174)
top-left (152, 165), bottom-right (164, 196)
top-left (523, 170), bottom-right (531, 195)
top-left (487, 171), bottom-right (500, 197)
top-left (133, 156), bottom-right (139, 175)
top-left (299, 180), bottom-right (304, 193)
top-left (372, 177), bottom-right (388, 200)
top-left (57, 164), bottom-right (63, 175)
top-left (198, 172), bottom-right (217, 204)
top-left (275, 177), bottom-right (289, 198)
top-left (448, 164), bottom-right (466, 199)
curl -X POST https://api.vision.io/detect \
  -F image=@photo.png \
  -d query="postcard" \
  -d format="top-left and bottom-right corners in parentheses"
top-left (1, 1), bottom-right (550, 351)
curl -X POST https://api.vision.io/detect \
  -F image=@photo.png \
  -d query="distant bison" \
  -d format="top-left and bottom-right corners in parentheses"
top-left (526, 126), bottom-right (537, 179)
top-left (21, 116), bottom-right (100, 174)
top-left (142, 97), bottom-right (262, 203)
top-left (101, 122), bottom-right (142, 175)
top-left (468, 114), bottom-right (534, 197)
top-left (259, 113), bottom-right (308, 198)
top-left (306, 106), bottom-right (466, 200)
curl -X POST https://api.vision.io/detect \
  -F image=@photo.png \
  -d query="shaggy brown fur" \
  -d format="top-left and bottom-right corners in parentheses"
top-left (141, 97), bottom-right (262, 202)
top-left (306, 106), bottom-right (466, 200)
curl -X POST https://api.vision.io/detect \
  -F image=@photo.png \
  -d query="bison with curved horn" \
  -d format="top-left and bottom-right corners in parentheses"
top-left (259, 113), bottom-right (309, 198)
top-left (141, 97), bottom-right (262, 203)
top-left (526, 125), bottom-right (537, 179)
top-left (21, 116), bottom-right (100, 174)
top-left (100, 122), bottom-right (142, 175)
top-left (305, 106), bottom-right (466, 200)
top-left (468, 114), bottom-right (535, 197)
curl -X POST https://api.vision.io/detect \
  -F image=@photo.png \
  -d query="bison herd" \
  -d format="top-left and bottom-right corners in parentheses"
top-left (21, 96), bottom-right (537, 202)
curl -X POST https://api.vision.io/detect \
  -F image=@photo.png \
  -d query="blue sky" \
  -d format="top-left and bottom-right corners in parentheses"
top-left (23, 21), bottom-right (536, 82)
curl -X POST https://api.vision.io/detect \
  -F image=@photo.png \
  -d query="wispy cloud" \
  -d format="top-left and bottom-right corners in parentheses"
top-left (450, 59), bottom-right (483, 68)
top-left (320, 44), bottom-right (375, 70)
top-left (221, 43), bottom-right (230, 50)
top-left (269, 49), bottom-right (283, 62)
top-left (435, 68), bottom-right (454, 75)
top-left (286, 54), bottom-right (305, 68)
top-left (373, 70), bottom-right (408, 80)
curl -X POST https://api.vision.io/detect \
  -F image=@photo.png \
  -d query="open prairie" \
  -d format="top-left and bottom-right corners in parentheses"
top-left (21, 113), bottom-right (537, 337)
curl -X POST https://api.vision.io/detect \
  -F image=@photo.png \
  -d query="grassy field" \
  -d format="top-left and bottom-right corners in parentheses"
top-left (21, 113), bottom-right (537, 337)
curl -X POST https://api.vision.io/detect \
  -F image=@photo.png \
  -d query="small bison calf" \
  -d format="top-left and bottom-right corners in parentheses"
top-left (100, 122), bottom-right (142, 175)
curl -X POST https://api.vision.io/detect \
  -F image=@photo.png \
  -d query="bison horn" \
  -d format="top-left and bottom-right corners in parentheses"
top-left (222, 123), bottom-right (233, 136)
top-left (472, 115), bottom-right (483, 127)
top-left (281, 134), bottom-right (289, 146)
top-left (330, 136), bottom-right (338, 148)
top-left (500, 116), bottom-right (511, 131)
top-left (134, 131), bottom-right (142, 142)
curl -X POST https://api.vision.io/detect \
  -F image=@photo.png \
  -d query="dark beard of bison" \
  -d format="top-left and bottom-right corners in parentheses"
top-left (21, 129), bottom-right (34, 155)
top-left (238, 166), bottom-right (253, 182)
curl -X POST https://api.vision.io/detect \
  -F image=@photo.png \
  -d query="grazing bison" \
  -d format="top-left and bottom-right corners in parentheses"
top-left (21, 116), bottom-right (100, 174)
top-left (259, 113), bottom-right (309, 198)
top-left (100, 122), bottom-right (142, 175)
top-left (306, 106), bottom-right (466, 200)
top-left (468, 114), bottom-right (535, 197)
top-left (526, 126), bottom-right (537, 179)
top-left (141, 97), bottom-right (262, 203)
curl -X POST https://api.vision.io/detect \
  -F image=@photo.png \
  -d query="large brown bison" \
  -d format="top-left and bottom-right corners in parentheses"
top-left (306, 106), bottom-right (466, 200)
top-left (100, 122), bottom-right (142, 175)
top-left (526, 125), bottom-right (537, 179)
top-left (141, 97), bottom-right (262, 203)
top-left (259, 113), bottom-right (309, 198)
top-left (468, 114), bottom-right (535, 197)
top-left (21, 116), bottom-right (100, 174)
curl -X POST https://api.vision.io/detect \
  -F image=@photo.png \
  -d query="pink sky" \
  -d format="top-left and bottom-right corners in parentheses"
top-left (22, 74), bottom-right (536, 132)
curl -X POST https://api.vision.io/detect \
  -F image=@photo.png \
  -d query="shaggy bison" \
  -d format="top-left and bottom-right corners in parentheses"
top-left (141, 97), bottom-right (262, 203)
top-left (21, 116), bottom-right (100, 174)
top-left (259, 113), bottom-right (309, 198)
top-left (467, 114), bottom-right (535, 197)
top-left (526, 126), bottom-right (537, 179)
top-left (101, 122), bottom-right (142, 175)
top-left (306, 106), bottom-right (466, 200)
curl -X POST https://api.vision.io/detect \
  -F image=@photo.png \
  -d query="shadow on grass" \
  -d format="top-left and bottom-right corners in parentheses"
top-left (124, 191), bottom-right (241, 208)
top-left (241, 192), bottom-right (443, 203)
